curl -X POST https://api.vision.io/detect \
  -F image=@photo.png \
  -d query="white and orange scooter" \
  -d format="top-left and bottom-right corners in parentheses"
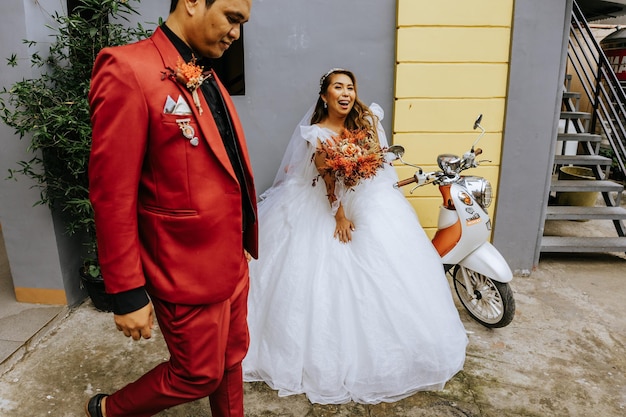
top-left (389, 115), bottom-right (515, 328)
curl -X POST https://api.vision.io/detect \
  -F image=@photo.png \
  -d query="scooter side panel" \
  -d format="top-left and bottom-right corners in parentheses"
top-left (432, 218), bottom-right (462, 257)
top-left (438, 183), bottom-right (490, 264)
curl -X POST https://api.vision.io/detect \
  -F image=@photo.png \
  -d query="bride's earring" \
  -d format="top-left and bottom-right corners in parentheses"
top-left (323, 102), bottom-right (327, 109)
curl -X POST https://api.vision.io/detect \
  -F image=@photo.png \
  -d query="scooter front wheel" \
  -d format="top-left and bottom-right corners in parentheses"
top-left (452, 265), bottom-right (515, 328)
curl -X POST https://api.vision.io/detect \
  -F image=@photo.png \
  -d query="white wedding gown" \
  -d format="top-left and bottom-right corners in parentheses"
top-left (243, 104), bottom-right (468, 405)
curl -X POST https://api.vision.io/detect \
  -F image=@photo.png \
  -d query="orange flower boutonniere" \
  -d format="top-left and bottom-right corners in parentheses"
top-left (163, 56), bottom-right (208, 114)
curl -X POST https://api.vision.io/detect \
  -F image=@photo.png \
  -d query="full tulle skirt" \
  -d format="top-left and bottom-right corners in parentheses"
top-left (243, 163), bottom-right (468, 404)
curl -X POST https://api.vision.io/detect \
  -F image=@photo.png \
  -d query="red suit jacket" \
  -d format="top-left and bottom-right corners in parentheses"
top-left (89, 27), bottom-right (258, 305)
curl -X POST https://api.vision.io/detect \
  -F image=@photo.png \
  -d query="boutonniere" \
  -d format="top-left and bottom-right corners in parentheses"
top-left (163, 56), bottom-right (208, 115)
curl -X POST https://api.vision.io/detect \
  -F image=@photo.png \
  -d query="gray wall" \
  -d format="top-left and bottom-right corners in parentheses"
top-left (227, 0), bottom-right (397, 194)
top-left (493, 0), bottom-right (573, 275)
top-left (0, 0), bottom-right (396, 302)
top-left (0, 1), bottom-right (69, 301)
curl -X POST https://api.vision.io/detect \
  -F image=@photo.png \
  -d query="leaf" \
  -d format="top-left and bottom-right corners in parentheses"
top-left (88, 263), bottom-right (101, 278)
top-left (6, 54), bottom-right (17, 67)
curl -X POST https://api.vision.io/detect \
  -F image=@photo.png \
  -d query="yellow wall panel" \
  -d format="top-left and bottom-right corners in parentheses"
top-left (394, 0), bottom-right (512, 236)
top-left (408, 197), bottom-right (442, 228)
top-left (394, 98), bottom-right (505, 133)
top-left (423, 227), bottom-right (437, 240)
top-left (398, 0), bottom-right (513, 27)
top-left (397, 27), bottom-right (511, 63)
top-left (396, 63), bottom-right (509, 98)
top-left (393, 132), bottom-right (503, 166)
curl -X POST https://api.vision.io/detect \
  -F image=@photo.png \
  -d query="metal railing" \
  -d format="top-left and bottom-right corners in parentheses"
top-left (567, 0), bottom-right (626, 179)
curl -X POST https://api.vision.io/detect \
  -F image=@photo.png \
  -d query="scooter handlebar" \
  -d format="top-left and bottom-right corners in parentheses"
top-left (394, 176), bottom-right (418, 188)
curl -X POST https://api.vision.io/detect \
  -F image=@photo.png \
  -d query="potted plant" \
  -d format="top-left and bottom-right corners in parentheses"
top-left (0, 0), bottom-right (152, 310)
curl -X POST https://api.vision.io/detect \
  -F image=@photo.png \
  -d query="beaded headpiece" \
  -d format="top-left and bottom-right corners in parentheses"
top-left (319, 68), bottom-right (347, 90)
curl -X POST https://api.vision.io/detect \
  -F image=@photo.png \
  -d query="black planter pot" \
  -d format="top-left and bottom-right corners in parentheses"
top-left (79, 267), bottom-right (114, 312)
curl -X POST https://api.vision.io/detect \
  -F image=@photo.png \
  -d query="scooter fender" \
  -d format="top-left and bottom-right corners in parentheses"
top-left (457, 241), bottom-right (513, 283)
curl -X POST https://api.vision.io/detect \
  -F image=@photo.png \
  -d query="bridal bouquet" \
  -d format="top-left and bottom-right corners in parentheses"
top-left (321, 129), bottom-right (386, 188)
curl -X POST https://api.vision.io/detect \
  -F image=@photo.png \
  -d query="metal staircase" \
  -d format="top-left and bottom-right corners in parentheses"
top-left (540, 0), bottom-right (626, 253)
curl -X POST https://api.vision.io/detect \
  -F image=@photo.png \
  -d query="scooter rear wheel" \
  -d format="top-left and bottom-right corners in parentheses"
top-left (452, 265), bottom-right (515, 328)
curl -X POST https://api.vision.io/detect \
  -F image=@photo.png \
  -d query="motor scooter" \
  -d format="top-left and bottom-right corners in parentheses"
top-left (388, 115), bottom-right (515, 328)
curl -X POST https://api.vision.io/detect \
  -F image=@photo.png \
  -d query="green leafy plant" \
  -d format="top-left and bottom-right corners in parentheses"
top-left (0, 0), bottom-right (152, 276)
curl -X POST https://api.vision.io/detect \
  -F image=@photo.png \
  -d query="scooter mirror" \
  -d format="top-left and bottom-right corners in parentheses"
top-left (473, 114), bottom-right (483, 130)
top-left (387, 145), bottom-right (405, 159)
top-left (471, 114), bottom-right (486, 150)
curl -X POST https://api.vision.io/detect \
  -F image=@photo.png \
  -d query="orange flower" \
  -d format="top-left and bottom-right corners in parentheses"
top-left (163, 56), bottom-right (208, 115)
top-left (175, 57), bottom-right (205, 90)
top-left (321, 129), bottom-right (386, 189)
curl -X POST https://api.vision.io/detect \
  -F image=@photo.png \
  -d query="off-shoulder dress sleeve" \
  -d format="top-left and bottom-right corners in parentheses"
top-left (369, 102), bottom-right (384, 122)
top-left (300, 124), bottom-right (331, 146)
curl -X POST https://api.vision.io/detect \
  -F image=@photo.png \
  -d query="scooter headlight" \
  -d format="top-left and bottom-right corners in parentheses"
top-left (463, 176), bottom-right (493, 208)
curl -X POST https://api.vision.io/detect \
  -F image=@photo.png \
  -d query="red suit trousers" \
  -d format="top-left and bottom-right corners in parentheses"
top-left (105, 269), bottom-right (250, 417)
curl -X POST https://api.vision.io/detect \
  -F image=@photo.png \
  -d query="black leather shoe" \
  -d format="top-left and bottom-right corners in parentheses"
top-left (85, 393), bottom-right (108, 417)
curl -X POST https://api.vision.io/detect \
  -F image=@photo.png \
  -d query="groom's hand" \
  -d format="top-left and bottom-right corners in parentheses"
top-left (114, 301), bottom-right (154, 341)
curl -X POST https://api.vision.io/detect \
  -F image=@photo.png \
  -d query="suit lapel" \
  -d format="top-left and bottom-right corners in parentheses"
top-left (210, 73), bottom-right (255, 179)
top-left (151, 27), bottom-right (237, 180)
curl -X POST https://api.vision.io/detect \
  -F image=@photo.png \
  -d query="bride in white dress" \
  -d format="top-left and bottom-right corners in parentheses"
top-left (243, 68), bottom-right (468, 405)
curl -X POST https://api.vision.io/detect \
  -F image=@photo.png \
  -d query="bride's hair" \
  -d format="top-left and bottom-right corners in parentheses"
top-left (310, 69), bottom-right (378, 137)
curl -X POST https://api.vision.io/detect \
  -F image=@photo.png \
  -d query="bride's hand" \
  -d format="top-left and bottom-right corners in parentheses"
top-left (334, 215), bottom-right (355, 243)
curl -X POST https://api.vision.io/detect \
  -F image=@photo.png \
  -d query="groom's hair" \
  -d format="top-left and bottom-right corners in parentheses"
top-left (170, 0), bottom-right (217, 13)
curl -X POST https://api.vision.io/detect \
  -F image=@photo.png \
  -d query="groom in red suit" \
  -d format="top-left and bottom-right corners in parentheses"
top-left (86, 0), bottom-right (256, 416)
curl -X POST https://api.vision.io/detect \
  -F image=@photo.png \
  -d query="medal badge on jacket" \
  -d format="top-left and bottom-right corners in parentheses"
top-left (163, 94), bottom-right (199, 147)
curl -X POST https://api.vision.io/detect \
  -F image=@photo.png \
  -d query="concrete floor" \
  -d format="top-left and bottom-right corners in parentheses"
top-left (0, 220), bottom-right (625, 416)
top-left (0, 224), bottom-right (65, 377)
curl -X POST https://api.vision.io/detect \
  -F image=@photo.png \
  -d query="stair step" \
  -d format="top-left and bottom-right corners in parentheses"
top-left (554, 155), bottom-right (613, 166)
top-left (557, 133), bottom-right (602, 142)
top-left (545, 206), bottom-right (626, 220)
top-left (541, 236), bottom-right (626, 252)
top-left (550, 179), bottom-right (624, 192)
top-left (563, 91), bottom-right (581, 99)
top-left (560, 111), bottom-right (591, 119)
